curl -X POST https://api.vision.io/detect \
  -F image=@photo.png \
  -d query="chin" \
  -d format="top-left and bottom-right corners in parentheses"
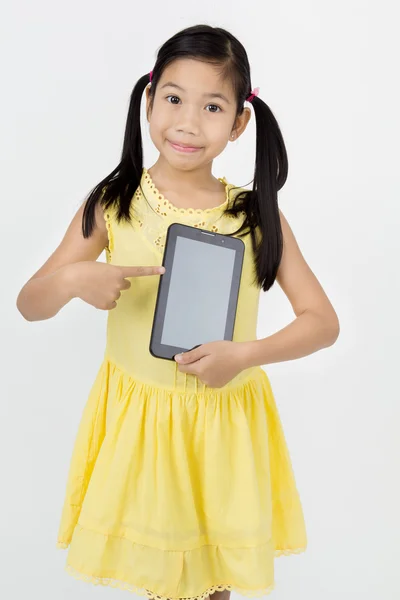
top-left (168, 151), bottom-right (207, 168)
top-left (170, 161), bottom-right (202, 172)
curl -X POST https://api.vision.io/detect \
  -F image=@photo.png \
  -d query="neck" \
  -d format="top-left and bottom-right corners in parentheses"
top-left (148, 157), bottom-right (220, 193)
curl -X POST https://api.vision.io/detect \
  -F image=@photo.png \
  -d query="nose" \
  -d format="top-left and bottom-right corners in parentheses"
top-left (174, 103), bottom-right (201, 136)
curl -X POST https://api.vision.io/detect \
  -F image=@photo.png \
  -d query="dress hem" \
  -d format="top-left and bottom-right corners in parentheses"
top-left (56, 544), bottom-right (307, 599)
top-left (62, 562), bottom-right (277, 599)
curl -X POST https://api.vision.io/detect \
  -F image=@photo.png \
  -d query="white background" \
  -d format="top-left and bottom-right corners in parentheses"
top-left (1, 1), bottom-right (399, 599)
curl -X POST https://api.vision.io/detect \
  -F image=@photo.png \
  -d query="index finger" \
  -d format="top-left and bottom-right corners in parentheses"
top-left (119, 265), bottom-right (165, 278)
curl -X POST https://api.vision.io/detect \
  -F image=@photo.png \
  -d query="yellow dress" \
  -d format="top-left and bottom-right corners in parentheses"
top-left (56, 167), bottom-right (307, 599)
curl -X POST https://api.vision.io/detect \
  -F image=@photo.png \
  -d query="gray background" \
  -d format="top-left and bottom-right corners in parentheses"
top-left (2, 2), bottom-right (399, 599)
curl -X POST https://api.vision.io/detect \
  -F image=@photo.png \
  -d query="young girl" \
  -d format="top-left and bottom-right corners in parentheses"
top-left (17, 24), bottom-right (339, 600)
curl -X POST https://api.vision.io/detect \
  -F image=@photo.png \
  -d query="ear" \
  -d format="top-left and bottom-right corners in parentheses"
top-left (231, 107), bottom-right (252, 141)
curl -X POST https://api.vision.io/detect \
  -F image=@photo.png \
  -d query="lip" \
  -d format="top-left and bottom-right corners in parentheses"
top-left (168, 140), bottom-right (203, 153)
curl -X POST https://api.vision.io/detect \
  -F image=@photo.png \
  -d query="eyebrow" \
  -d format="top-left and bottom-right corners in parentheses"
top-left (160, 82), bottom-right (231, 104)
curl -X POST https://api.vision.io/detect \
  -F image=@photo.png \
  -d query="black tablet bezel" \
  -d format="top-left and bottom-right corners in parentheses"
top-left (149, 222), bottom-right (245, 361)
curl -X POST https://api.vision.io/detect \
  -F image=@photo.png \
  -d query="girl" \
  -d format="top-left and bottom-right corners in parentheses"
top-left (17, 24), bottom-right (339, 600)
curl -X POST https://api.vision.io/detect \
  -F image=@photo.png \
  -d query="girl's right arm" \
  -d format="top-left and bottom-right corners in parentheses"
top-left (16, 202), bottom-right (108, 321)
top-left (16, 202), bottom-right (164, 322)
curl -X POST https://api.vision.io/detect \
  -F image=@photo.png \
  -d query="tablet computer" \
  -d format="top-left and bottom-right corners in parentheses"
top-left (149, 222), bottom-right (245, 361)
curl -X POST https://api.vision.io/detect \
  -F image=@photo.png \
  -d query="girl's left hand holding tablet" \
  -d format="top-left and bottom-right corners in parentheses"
top-left (174, 340), bottom-right (248, 389)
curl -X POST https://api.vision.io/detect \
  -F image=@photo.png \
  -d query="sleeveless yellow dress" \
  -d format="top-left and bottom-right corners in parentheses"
top-left (56, 167), bottom-right (307, 599)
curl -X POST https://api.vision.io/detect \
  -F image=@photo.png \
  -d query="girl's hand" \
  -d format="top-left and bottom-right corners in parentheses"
top-left (174, 340), bottom-right (248, 389)
top-left (68, 261), bottom-right (165, 310)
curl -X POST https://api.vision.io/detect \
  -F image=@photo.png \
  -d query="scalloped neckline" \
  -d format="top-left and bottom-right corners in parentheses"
top-left (142, 167), bottom-right (230, 215)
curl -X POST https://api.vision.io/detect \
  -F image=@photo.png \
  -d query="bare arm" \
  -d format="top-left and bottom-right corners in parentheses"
top-left (241, 209), bottom-right (340, 368)
top-left (16, 202), bottom-right (108, 321)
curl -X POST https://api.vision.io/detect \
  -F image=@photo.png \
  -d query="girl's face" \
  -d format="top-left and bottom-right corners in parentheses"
top-left (145, 58), bottom-right (251, 170)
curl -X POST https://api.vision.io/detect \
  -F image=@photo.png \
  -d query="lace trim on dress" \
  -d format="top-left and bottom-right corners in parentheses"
top-left (64, 564), bottom-right (276, 598)
top-left (142, 167), bottom-right (231, 215)
top-left (103, 208), bottom-right (114, 261)
top-left (58, 548), bottom-right (306, 600)
top-left (130, 170), bottom-right (246, 258)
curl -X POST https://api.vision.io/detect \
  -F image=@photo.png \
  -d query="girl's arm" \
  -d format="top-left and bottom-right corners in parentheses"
top-left (16, 202), bottom-right (108, 322)
top-left (241, 209), bottom-right (340, 369)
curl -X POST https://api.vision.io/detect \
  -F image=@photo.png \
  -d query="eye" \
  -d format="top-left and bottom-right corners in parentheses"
top-left (166, 95), bottom-right (180, 105)
top-left (165, 95), bottom-right (222, 113)
top-left (206, 104), bottom-right (222, 113)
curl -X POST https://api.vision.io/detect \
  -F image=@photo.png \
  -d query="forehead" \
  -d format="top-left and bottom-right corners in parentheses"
top-left (158, 58), bottom-right (234, 100)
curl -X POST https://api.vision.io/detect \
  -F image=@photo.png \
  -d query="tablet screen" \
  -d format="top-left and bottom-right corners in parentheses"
top-left (160, 236), bottom-right (236, 349)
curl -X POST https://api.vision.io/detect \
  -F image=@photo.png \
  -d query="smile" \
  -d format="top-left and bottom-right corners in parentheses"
top-left (168, 140), bottom-right (203, 153)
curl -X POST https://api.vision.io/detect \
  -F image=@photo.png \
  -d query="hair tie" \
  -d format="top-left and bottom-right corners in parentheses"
top-left (149, 70), bottom-right (153, 83)
top-left (246, 87), bottom-right (260, 103)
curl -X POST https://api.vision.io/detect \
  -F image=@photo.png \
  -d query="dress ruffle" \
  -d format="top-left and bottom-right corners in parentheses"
top-left (58, 528), bottom-right (305, 599)
top-left (56, 357), bottom-right (307, 599)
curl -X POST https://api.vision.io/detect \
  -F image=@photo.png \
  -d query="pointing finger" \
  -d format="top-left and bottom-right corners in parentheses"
top-left (120, 265), bottom-right (165, 278)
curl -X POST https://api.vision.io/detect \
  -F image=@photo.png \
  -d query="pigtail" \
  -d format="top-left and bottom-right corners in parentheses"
top-left (81, 73), bottom-right (151, 238)
top-left (225, 95), bottom-right (287, 292)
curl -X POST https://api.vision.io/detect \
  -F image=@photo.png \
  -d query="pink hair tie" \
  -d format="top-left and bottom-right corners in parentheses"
top-left (149, 70), bottom-right (153, 83)
top-left (246, 87), bottom-right (260, 103)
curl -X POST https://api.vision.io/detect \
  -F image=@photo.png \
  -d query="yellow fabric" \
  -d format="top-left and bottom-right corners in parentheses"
top-left (56, 167), bottom-right (307, 599)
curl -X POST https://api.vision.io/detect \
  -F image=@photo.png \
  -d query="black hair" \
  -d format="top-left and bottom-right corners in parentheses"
top-left (82, 24), bottom-right (287, 292)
